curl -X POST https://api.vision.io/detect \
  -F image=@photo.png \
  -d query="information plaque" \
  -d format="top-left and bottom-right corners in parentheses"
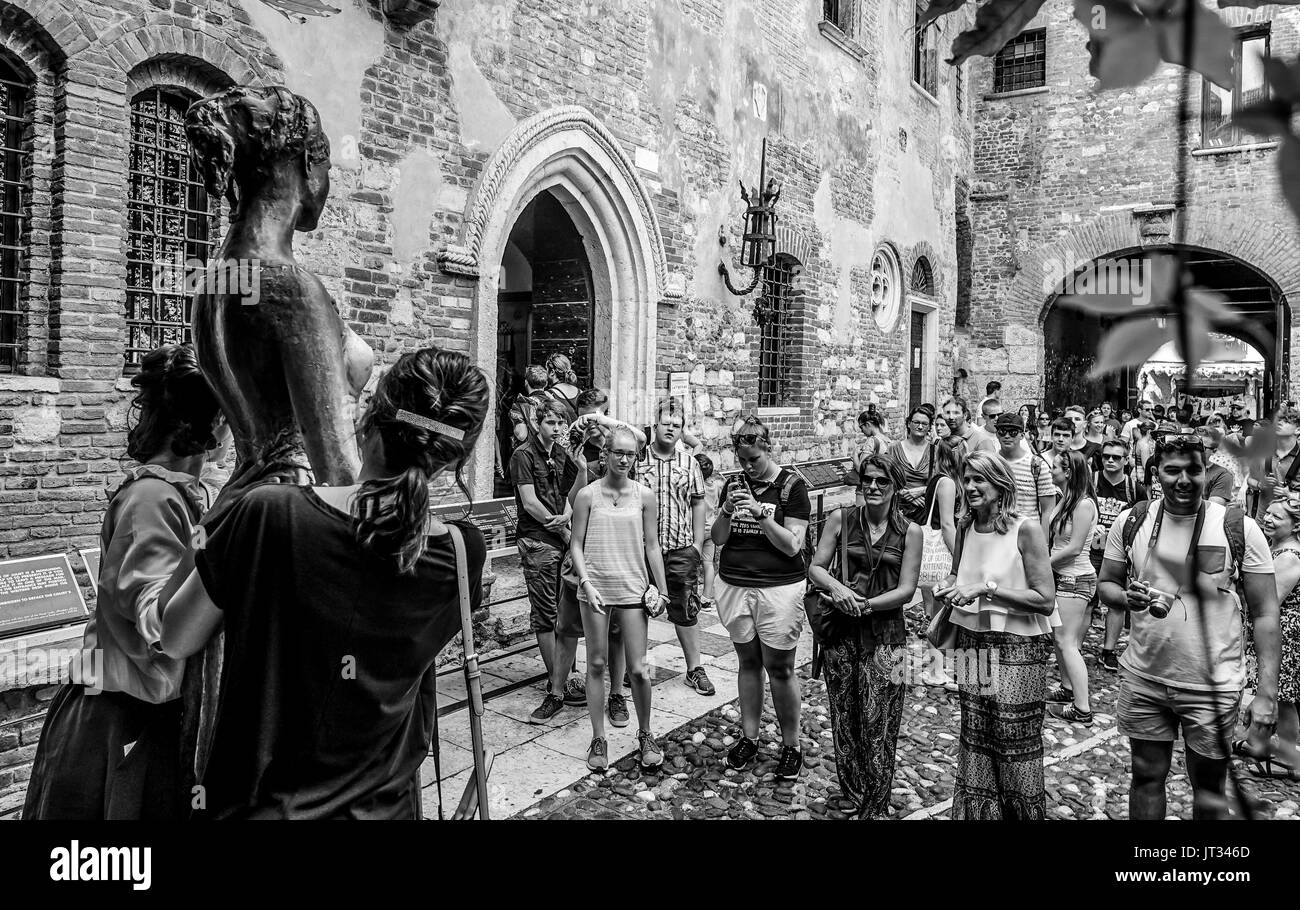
top-left (79, 548), bottom-right (101, 594)
top-left (431, 497), bottom-right (519, 555)
top-left (0, 554), bottom-right (90, 638)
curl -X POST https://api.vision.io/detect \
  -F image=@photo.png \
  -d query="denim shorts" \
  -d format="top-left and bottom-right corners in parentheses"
top-left (1055, 572), bottom-right (1097, 600)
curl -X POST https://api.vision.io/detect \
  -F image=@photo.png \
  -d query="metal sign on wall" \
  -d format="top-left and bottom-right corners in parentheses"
top-left (0, 554), bottom-right (89, 638)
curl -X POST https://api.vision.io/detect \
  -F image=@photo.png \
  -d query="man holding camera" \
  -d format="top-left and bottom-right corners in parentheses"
top-left (1099, 432), bottom-right (1281, 819)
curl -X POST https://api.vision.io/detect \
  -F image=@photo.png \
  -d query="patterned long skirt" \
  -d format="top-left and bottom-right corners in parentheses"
top-left (952, 628), bottom-right (1052, 820)
top-left (822, 638), bottom-right (906, 818)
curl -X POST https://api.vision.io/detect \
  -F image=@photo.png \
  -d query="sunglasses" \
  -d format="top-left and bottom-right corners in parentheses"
top-left (995, 426), bottom-right (1021, 436)
top-left (1101, 453), bottom-right (1125, 461)
top-left (732, 433), bottom-right (767, 447)
top-left (859, 476), bottom-right (893, 489)
top-left (1154, 432), bottom-right (1205, 451)
top-left (608, 449), bottom-right (638, 461)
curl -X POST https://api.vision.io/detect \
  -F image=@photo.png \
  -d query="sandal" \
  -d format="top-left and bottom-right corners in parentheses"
top-left (1231, 739), bottom-right (1300, 780)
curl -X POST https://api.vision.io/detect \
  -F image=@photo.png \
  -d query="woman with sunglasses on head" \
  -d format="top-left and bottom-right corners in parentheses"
top-left (156, 347), bottom-right (490, 819)
top-left (568, 425), bottom-right (672, 773)
top-left (807, 455), bottom-right (921, 817)
top-left (886, 406), bottom-right (934, 524)
top-left (1045, 449), bottom-right (1098, 725)
top-left (934, 451), bottom-right (1058, 819)
top-left (712, 416), bottom-right (812, 779)
top-left (1240, 494), bottom-right (1300, 779)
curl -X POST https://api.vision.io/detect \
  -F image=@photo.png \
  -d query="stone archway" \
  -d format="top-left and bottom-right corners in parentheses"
top-left (440, 105), bottom-right (679, 497)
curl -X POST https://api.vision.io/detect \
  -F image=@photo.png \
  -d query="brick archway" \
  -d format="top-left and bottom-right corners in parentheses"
top-left (0, 0), bottom-right (92, 62)
top-left (100, 23), bottom-right (274, 88)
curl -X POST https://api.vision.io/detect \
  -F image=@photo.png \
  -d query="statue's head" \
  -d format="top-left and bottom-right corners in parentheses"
top-left (185, 85), bottom-right (331, 231)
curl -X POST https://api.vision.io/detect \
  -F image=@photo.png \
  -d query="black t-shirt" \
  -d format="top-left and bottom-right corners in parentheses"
top-left (719, 468), bottom-right (811, 587)
top-left (193, 484), bottom-right (485, 819)
top-left (1227, 417), bottom-right (1255, 437)
top-left (509, 440), bottom-right (578, 547)
top-left (1093, 472), bottom-right (1148, 547)
top-left (1079, 440), bottom-right (1103, 473)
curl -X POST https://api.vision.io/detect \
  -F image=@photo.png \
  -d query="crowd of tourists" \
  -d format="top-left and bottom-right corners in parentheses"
top-left (18, 347), bottom-right (1297, 821)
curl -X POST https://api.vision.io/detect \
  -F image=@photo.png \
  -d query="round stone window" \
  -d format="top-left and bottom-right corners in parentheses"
top-left (870, 244), bottom-right (902, 332)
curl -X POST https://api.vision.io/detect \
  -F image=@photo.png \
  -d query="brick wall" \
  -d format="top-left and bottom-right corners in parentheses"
top-left (963, 3), bottom-right (1300, 407)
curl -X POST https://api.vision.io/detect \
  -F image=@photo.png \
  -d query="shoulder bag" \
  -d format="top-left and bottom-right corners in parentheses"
top-left (917, 479), bottom-right (952, 588)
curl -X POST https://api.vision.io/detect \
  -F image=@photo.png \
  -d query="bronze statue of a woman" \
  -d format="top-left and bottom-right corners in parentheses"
top-left (185, 85), bottom-right (373, 488)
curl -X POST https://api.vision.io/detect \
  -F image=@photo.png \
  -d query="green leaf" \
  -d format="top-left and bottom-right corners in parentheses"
top-left (949, 0), bottom-right (1050, 66)
top-left (1279, 135), bottom-right (1300, 231)
top-left (1263, 57), bottom-right (1300, 106)
top-left (1091, 27), bottom-right (1163, 90)
top-left (1091, 318), bottom-right (1172, 376)
top-left (1233, 99), bottom-right (1294, 138)
top-left (1156, 1), bottom-right (1235, 90)
top-left (918, 0), bottom-right (970, 32)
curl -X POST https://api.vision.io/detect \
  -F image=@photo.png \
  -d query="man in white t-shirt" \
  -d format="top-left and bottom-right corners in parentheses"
top-left (1121, 401), bottom-right (1155, 445)
top-left (993, 413), bottom-right (1055, 539)
top-left (1099, 434), bottom-right (1281, 820)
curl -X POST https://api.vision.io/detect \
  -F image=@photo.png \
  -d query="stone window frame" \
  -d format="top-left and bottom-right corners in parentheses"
top-left (121, 58), bottom-right (234, 375)
top-left (912, 1), bottom-right (940, 101)
top-left (819, 0), bottom-right (867, 62)
top-left (0, 22), bottom-right (56, 383)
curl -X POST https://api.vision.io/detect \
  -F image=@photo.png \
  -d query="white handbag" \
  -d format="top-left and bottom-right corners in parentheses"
top-left (917, 487), bottom-right (952, 588)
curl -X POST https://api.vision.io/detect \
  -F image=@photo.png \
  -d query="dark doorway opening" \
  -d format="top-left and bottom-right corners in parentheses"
top-left (1042, 246), bottom-right (1288, 416)
top-left (494, 190), bottom-right (595, 497)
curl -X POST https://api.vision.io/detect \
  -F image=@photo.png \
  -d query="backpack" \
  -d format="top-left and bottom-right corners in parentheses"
top-left (1119, 499), bottom-right (1247, 602)
top-left (726, 469), bottom-right (815, 565)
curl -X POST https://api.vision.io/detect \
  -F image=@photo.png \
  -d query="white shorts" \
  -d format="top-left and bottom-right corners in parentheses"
top-left (715, 577), bottom-right (807, 650)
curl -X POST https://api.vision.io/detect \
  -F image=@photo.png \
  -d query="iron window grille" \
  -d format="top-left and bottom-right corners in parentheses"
top-left (913, 2), bottom-right (939, 97)
top-left (822, 0), bottom-right (856, 35)
top-left (126, 87), bottom-right (219, 371)
top-left (955, 64), bottom-right (965, 116)
top-left (993, 28), bottom-right (1047, 93)
top-left (756, 256), bottom-right (797, 409)
top-left (1201, 28), bottom-right (1270, 150)
top-left (911, 257), bottom-right (935, 296)
top-left (0, 58), bottom-right (30, 375)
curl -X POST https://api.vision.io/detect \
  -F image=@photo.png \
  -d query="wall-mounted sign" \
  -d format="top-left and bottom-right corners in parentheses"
top-left (431, 497), bottom-right (519, 557)
top-left (0, 554), bottom-right (89, 638)
top-left (668, 371), bottom-right (691, 420)
top-left (79, 549), bottom-right (101, 594)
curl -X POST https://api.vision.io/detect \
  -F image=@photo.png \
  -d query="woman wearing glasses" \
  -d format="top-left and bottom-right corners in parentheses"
top-left (569, 425), bottom-right (672, 772)
top-left (1032, 413), bottom-right (1054, 455)
top-left (711, 417), bottom-right (812, 780)
top-left (934, 451), bottom-right (1058, 819)
top-left (886, 406), bottom-right (934, 524)
top-left (808, 455), bottom-right (921, 816)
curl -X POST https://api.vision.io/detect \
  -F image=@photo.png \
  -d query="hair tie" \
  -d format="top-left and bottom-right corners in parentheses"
top-left (395, 408), bottom-right (464, 441)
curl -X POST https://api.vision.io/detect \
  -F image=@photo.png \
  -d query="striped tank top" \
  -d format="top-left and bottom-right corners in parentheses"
top-left (578, 481), bottom-right (648, 606)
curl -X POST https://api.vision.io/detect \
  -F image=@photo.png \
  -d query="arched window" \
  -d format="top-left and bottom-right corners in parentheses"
top-left (125, 86), bottom-right (219, 371)
top-left (871, 244), bottom-right (902, 332)
top-left (0, 57), bottom-right (31, 374)
top-left (911, 257), bottom-right (935, 296)
top-left (756, 255), bottom-right (799, 409)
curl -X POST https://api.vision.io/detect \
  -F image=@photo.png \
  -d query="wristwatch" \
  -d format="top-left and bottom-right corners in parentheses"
top-left (984, 580), bottom-right (999, 598)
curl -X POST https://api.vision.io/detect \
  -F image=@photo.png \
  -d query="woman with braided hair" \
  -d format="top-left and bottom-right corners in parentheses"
top-left (184, 85), bottom-right (373, 492)
top-left (24, 344), bottom-right (228, 819)
top-left (158, 347), bottom-right (490, 819)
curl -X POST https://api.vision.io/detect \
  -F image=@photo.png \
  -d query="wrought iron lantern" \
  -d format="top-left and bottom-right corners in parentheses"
top-left (719, 138), bottom-right (782, 297)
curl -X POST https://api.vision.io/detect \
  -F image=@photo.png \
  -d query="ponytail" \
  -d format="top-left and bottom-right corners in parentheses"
top-left (353, 348), bottom-right (489, 574)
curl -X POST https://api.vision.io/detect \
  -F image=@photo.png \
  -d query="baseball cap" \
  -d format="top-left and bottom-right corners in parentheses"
top-left (995, 413), bottom-right (1024, 432)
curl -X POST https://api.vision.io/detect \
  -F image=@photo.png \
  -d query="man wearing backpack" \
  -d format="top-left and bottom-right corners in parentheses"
top-left (993, 413), bottom-right (1056, 540)
top-left (1093, 437), bottom-right (1147, 671)
top-left (1099, 433), bottom-right (1282, 819)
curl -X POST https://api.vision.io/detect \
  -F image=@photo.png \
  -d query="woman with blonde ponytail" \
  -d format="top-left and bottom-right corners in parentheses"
top-left (158, 347), bottom-right (490, 819)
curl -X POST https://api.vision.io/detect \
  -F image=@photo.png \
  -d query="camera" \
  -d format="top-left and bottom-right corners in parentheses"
top-left (1145, 585), bottom-right (1175, 619)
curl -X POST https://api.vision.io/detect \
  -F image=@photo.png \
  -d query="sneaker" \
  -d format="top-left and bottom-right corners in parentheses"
top-left (700, 596), bottom-right (716, 612)
top-left (562, 677), bottom-right (587, 706)
top-left (685, 667), bottom-right (716, 696)
top-left (1048, 702), bottom-right (1094, 725)
top-left (606, 693), bottom-right (630, 728)
top-left (726, 736), bottom-right (759, 770)
top-left (774, 745), bottom-right (804, 780)
top-left (1045, 685), bottom-right (1073, 704)
top-left (637, 729), bottom-right (664, 770)
top-left (1099, 650), bottom-right (1120, 672)
top-left (586, 736), bottom-right (609, 772)
top-left (529, 693), bottom-right (565, 724)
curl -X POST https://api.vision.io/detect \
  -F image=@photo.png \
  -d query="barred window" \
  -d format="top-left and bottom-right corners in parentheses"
top-left (955, 64), bottom-right (965, 116)
top-left (911, 257), bottom-right (935, 296)
top-left (913, 3), bottom-right (939, 97)
top-left (1202, 29), bottom-right (1269, 149)
top-left (822, 0), bottom-right (856, 35)
top-left (757, 256), bottom-right (798, 409)
top-left (993, 29), bottom-right (1047, 93)
top-left (125, 87), bottom-right (219, 371)
top-left (0, 58), bottom-right (30, 375)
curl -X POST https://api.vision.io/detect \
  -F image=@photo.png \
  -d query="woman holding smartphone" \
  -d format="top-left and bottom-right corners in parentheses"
top-left (711, 416), bottom-right (812, 780)
top-left (569, 425), bottom-right (671, 773)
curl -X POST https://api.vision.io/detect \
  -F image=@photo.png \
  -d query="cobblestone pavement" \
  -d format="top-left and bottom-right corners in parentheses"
top-left (522, 609), bottom-right (1300, 820)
